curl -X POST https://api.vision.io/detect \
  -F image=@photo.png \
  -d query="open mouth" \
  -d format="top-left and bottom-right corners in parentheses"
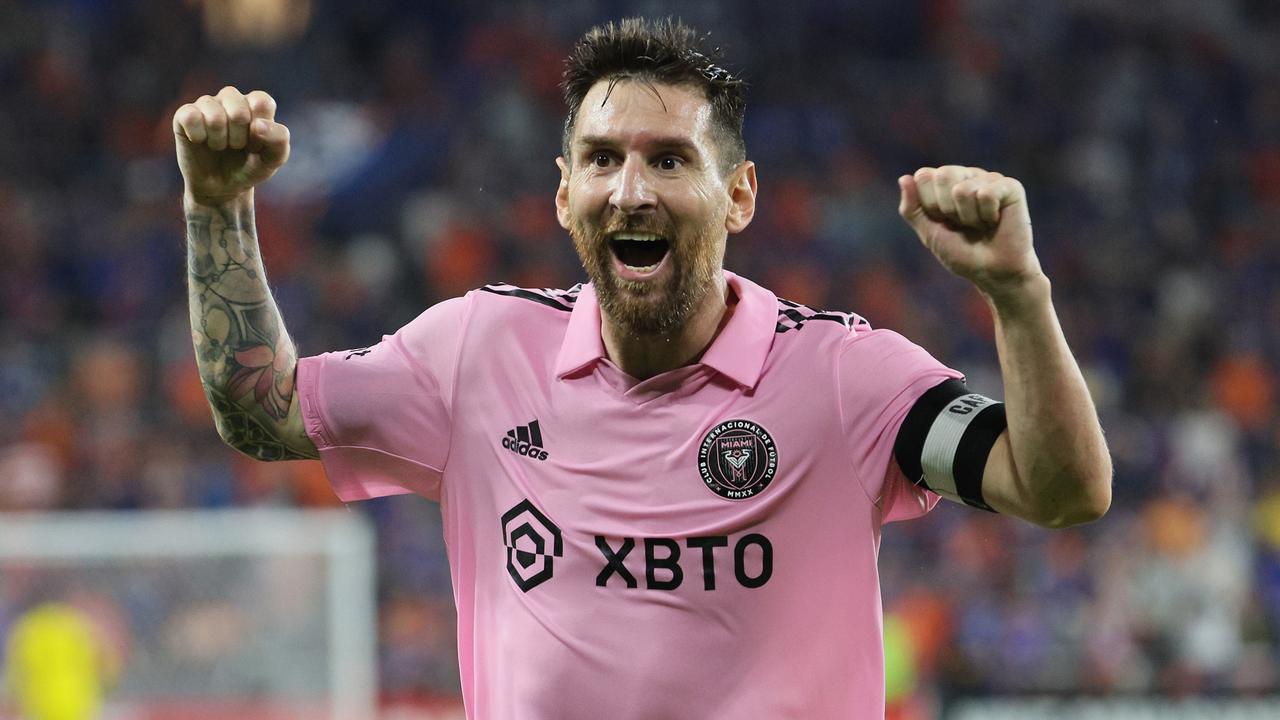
top-left (608, 232), bottom-right (670, 273)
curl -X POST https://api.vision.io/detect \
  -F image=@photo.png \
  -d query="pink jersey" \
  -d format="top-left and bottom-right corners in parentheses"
top-left (297, 271), bottom-right (960, 719)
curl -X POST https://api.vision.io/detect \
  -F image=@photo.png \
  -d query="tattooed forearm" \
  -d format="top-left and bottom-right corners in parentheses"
top-left (186, 195), bottom-right (317, 460)
top-left (204, 385), bottom-right (312, 461)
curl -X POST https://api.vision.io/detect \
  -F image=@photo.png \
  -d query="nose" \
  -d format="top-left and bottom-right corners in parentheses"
top-left (609, 157), bottom-right (656, 215)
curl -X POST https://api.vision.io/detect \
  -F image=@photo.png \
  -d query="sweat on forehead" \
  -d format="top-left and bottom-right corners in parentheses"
top-left (586, 78), bottom-right (709, 116)
top-left (571, 81), bottom-right (715, 150)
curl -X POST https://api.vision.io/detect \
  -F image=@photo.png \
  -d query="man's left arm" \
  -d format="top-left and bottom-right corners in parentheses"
top-left (898, 166), bottom-right (1112, 528)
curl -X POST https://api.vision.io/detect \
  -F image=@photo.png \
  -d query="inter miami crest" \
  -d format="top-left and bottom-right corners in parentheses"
top-left (698, 419), bottom-right (779, 500)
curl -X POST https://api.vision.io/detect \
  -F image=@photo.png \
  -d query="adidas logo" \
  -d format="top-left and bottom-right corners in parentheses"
top-left (501, 420), bottom-right (549, 461)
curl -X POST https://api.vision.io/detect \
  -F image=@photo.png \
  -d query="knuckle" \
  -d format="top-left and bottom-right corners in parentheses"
top-left (218, 85), bottom-right (241, 97)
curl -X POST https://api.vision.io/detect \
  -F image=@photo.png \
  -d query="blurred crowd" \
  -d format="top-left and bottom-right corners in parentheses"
top-left (1, 0), bottom-right (1279, 707)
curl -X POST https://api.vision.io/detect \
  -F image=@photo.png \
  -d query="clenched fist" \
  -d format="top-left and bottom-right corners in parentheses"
top-left (898, 166), bottom-right (1045, 300)
top-left (174, 87), bottom-right (290, 206)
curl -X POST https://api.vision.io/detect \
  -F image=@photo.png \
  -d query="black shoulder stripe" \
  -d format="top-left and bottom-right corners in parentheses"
top-left (775, 298), bottom-right (864, 334)
top-left (893, 378), bottom-right (968, 486)
top-left (809, 312), bottom-right (855, 328)
top-left (781, 307), bottom-right (808, 324)
top-left (479, 284), bottom-right (578, 312)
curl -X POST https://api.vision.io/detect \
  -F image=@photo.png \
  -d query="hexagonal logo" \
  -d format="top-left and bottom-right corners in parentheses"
top-left (500, 499), bottom-right (563, 592)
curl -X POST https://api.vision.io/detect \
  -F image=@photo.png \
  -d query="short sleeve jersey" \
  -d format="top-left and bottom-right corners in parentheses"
top-left (297, 271), bottom-right (961, 719)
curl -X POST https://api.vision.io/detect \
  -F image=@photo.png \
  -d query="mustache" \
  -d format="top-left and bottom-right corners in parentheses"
top-left (596, 215), bottom-right (673, 238)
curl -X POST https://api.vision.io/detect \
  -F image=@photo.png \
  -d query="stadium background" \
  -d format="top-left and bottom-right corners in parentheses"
top-left (1, 0), bottom-right (1279, 717)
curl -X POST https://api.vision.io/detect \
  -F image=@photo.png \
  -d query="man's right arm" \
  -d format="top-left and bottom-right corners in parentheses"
top-left (176, 87), bottom-right (316, 460)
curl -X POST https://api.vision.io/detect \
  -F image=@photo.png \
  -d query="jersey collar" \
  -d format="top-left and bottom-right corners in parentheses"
top-left (554, 270), bottom-right (777, 389)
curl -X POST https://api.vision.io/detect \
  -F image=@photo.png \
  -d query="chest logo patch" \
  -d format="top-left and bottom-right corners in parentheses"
top-left (698, 419), bottom-right (779, 501)
top-left (501, 499), bottom-right (563, 592)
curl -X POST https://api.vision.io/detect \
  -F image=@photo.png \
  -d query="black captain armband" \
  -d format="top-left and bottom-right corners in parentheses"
top-left (892, 378), bottom-right (1007, 512)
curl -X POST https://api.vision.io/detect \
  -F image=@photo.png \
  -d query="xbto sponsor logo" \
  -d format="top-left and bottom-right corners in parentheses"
top-left (594, 533), bottom-right (773, 590)
top-left (499, 501), bottom-right (774, 593)
top-left (500, 499), bottom-right (563, 592)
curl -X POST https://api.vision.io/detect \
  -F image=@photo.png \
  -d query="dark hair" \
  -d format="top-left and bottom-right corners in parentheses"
top-left (561, 17), bottom-right (746, 173)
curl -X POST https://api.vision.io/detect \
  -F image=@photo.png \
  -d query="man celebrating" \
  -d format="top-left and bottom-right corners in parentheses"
top-left (175, 17), bottom-right (1110, 719)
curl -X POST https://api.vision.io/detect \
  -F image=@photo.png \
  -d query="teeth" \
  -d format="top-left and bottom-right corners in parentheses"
top-left (611, 232), bottom-right (664, 242)
top-left (624, 262), bottom-right (660, 272)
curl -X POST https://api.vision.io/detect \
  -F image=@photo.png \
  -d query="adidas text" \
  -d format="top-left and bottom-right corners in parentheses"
top-left (502, 437), bottom-right (549, 461)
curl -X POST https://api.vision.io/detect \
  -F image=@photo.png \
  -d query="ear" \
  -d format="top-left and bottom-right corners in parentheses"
top-left (725, 161), bottom-right (757, 234)
top-left (555, 156), bottom-right (572, 230)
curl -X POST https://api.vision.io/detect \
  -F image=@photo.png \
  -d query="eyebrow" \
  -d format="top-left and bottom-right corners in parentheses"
top-left (575, 134), bottom-right (701, 157)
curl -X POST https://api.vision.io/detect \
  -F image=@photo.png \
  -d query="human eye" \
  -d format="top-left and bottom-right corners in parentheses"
top-left (656, 156), bottom-right (684, 171)
top-left (590, 151), bottom-right (615, 168)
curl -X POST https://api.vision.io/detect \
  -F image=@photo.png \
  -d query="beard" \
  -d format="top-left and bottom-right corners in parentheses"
top-left (570, 213), bottom-right (722, 337)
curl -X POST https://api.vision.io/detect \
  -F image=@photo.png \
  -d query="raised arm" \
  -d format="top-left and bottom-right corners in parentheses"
top-left (175, 86), bottom-right (316, 460)
top-left (898, 166), bottom-right (1111, 527)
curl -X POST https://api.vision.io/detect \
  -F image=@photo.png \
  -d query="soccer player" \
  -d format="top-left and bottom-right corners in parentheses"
top-left (175, 18), bottom-right (1111, 719)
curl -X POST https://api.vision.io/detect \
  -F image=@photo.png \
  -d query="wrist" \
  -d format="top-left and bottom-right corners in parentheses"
top-left (184, 187), bottom-right (253, 211)
top-left (980, 271), bottom-right (1052, 318)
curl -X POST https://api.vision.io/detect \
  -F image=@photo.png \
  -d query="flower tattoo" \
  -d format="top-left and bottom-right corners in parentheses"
top-left (227, 334), bottom-right (295, 421)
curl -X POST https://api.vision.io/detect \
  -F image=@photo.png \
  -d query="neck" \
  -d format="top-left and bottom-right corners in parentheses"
top-left (601, 274), bottom-right (731, 380)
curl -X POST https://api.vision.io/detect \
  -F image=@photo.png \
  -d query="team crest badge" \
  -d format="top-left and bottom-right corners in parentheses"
top-left (698, 419), bottom-right (779, 500)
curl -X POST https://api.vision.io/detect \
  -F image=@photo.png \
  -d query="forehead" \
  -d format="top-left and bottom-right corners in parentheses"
top-left (573, 79), bottom-right (715, 148)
